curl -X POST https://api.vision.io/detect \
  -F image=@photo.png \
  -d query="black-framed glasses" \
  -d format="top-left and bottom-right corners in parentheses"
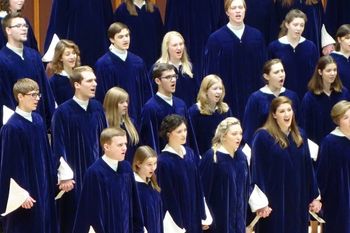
top-left (8, 23), bottom-right (29, 29)
top-left (160, 74), bottom-right (178, 81)
top-left (24, 93), bottom-right (41, 98)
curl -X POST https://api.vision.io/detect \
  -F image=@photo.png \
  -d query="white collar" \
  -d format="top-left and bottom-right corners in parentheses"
top-left (6, 42), bottom-right (24, 59)
top-left (162, 144), bottom-right (186, 157)
top-left (217, 145), bottom-right (231, 155)
top-left (227, 23), bottom-right (245, 39)
top-left (15, 106), bottom-right (32, 122)
top-left (109, 44), bottom-right (128, 61)
top-left (73, 96), bottom-right (89, 111)
top-left (134, 172), bottom-right (147, 183)
top-left (278, 35), bottom-right (306, 45)
top-left (260, 85), bottom-right (286, 95)
top-left (59, 70), bottom-right (70, 77)
top-left (330, 127), bottom-right (350, 139)
top-left (332, 51), bottom-right (350, 59)
top-left (102, 155), bottom-right (119, 171)
top-left (156, 92), bottom-right (173, 106)
top-left (134, 0), bottom-right (145, 9)
top-left (0, 10), bottom-right (7, 18)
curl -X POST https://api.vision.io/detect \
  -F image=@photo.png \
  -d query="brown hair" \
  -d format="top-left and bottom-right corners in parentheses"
top-left (1, 12), bottom-right (23, 39)
top-left (224, 0), bottom-right (246, 12)
top-left (335, 24), bottom-right (350, 51)
top-left (197, 74), bottom-right (229, 115)
top-left (263, 96), bottom-right (303, 148)
top-left (159, 114), bottom-right (187, 142)
top-left (70, 66), bottom-right (93, 87)
top-left (108, 22), bottom-right (129, 39)
top-left (0, 0), bottom-right (24, 12)
top-left (13, 78), bottom-right (39, 102)
top-left (132, 146), bottom-right (160, 192)
top-left (52, 39), bottom-right (81, 74)
top-left (124, 0), bottom-right (154, 16)
top-left (103, 87), bottom-right (139, 145)
top-left (331, 100), bottom-right (350, 125)
top-left (308, 55), bottom-right (343, 94)
top-left (262, 59), bottom-right (284, 84)
top-left (279, 9), bottom-right (307, 38)
top-left (152, 63), bottom-right (176, 81)
top-left (100, 127), bottom-right (127, 148)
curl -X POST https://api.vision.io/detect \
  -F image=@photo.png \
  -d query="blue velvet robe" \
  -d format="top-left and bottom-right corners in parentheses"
top-left (300, 89), bottom-right (350, 144)
top-left (164, 0), bottom-right (226, 78)
top-left (324, 0), bottom-right (350, 37)
top-left (174, 66), bottom-right (198, 108)
top-left (251, 129), bottom-right (319, 233)
top-left (51, 99), bottom-right (107, 233)
top-left (330, 52), bottom-right (350, 90)
top-left (203, 25), bottom-right (267, 118)
top-left (120, 121), bottom-right (139, 164)
top-left (95, 51), bottom-right (153, 122)
top-left (135, 176), bottom-right (163, 233)
top-left (72, 159), bottom-right (144, 233)
top-left (114, 3), bottom-right (164, 69)
top-left (45, 0), bottom-right (113, 66)
top-left (268, 38), bottom-right (318, 99)
top-left (316, 131), bottom-right (350, 233)
top-left (139, 95), bottom-right (188, 153)
top-left (0, 17), bottom-right (37, 50)
top-left (243, 87), bottom-right (300, 145)
top-left (188, 103), bottom-right (232, 156)
top-left (49, 74), bottom-right (74, 106)
top-left (0, 46), bottom-right (55, 129)
top-left (157, 147), bottom-right (205, 233)
top-left (199, 148), bottom-right (250, 233)
top-left (273, 1), bottom-right (324, 54)
top-left (0, 113), bottom-right (57, 233)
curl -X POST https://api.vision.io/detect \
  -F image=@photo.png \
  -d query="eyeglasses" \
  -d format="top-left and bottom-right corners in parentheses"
top-left (24, 92), bottom-right (41, 98)
top-left (160, 74), bottom-right (178, 81)
top-left (8, 23), bottom-right (29, 29)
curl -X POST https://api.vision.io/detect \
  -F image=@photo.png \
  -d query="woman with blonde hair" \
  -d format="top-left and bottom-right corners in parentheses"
top-left (49, 39), bottom-right (81, 105)
top-left (132, 146), bottom-right (162, 233)
top-left (301, 55), bottom-right (350, 144)
top-left (103, 86), bottom-right (139, 162)
top-left (155, 31), bottom-right (198, 107)
top-left (268, 9), bottom-right (318, 99)
top-left (188, 74), bottom-right (232, 155)
top-left (251, 96), bottom-right (321, 233)
top-left (317, 100), bottom-right (350, 233)
top-left (199, 117), bottom-right (271, 233)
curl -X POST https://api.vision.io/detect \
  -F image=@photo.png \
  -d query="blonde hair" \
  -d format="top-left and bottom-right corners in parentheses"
top-left (132, 146), bottom-right (160, 192)
top-left (224, 0), bottom-right (246, 11)
top-left (100, 127), bottom-right (126, 148)
top-left (263, 96), bottom-right (303, 148)
top-left (124, 0), bottom-right (154, 16)
top-left (279, 9), bottom-right (307, 38)
top-left (211, 117), bottom-right (241, 162)
top-left (103, 87), bottom-right (139, 145)
top-left (13, 78), bottom-right (39, 102)
top-left (331, 100), bottom-right (350, 125)
top-left (197, 74), bottom-right (229, 115)
top-left (52, 39), bottom-right (81, 74)
top-left (157, 31), bottom-right (193, 78)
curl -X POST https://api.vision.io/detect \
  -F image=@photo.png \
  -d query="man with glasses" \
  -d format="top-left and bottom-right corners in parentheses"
top-left (0, 13), bottom-right (55, 129)
top-left (0, 78), bottom-right (74, 233)
top-left (140, 63), bottom-right (193, 153)
top-left (94, 22), bottom-right (153, 123)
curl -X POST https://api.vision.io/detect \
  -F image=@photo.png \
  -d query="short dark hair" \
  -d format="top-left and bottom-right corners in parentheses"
top-left (152, 63), bottom-right (176, 80)
top-left (107, 22), bottom-right (129, 39)
top-left (159, 114), bottom-right (187, 141)
top-left (1, 12), bottom-right (23, 39)
top-left (70, 66), bottom-right (94, 88)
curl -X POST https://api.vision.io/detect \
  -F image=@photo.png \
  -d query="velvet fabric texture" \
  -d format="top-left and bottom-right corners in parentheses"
top-left (317, 133), bottom-right (350, 233)
top-left (199, 149), bottom-right (250, 233)
top-left (330, 53), bottom-right (350, 91)
top-left (95, 51), bottom-right (153, 122)
top-left (49, 74), bottom-right (74, 106)
top-left (203, 25), bottom-right (267, 118)
top-left (72, 159), bottom-right (144, 233)
top-left (0, 113), bottom-right (57, 233)
top-left (157, 147), bottom-right (205, 233)
top-left (251, 129), bottom-right (319, 233)
top-left (0, 46), bottom-right (55, 129)
top-left (51, 99), bottom-right (107, 233)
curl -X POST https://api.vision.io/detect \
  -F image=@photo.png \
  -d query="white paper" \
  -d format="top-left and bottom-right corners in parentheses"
top-left (2, 105), bottom-right (14, 125)
top-left (309, 211), bottom-right (326, 224)
top-left (308, 139), bottom-right (319, 161)
top-left (242, 144), bottom-right (251, 166)
top-left (246, 215), bottom-right (261, 231)
top-left (57, 157), bottom-right (74, 182)
top-left (1, 178), bottom-right (29, 216)
top-left (55, 190), bottom-right (65, 200)
top-left (248, 185), bottom-right (269, 212)
top-left (201, 198), bottom-right (213, 225)
top-left (42, 34), bottom-right (60, 62)
top-left (163, 211), bottom-right (186, 233)
top-left (88, 226), bottom-right (96, 233)
top-left (321, 24), bottom-right (336, 48)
